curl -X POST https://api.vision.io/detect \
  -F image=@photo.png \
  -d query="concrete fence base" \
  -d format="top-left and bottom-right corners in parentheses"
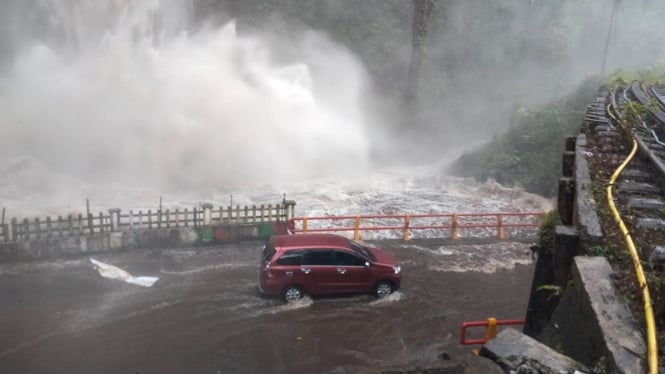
top-left (0, 221), bottom-right (289, 263)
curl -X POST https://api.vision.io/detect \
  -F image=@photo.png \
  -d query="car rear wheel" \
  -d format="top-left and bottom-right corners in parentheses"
top-left (373, 281), bottom-right (394, 298)
top-left (283, 285), bottom-right (304, 303)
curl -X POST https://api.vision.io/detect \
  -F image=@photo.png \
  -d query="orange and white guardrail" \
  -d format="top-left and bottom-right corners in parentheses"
top-left (290, 212), bottom-right (544, 241)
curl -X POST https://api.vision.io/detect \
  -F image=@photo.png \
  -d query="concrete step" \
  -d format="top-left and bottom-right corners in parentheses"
top-left (621, 169), bottom-right (653, 182)
top-left (636, 218), bottom-right (665, 230)
top-left (626, 197), bottom-right (664, 211)
top-left (480, 328), bottom-right (589, 373)
top-left (617, 181), bottom-right (661, 194)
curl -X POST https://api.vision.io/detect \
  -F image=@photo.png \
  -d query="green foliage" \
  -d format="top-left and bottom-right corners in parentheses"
top-left (536, 210), bottom-right (560, 255)
top-left (589, 245), bottom-right (609, 257)
top-left (449, 78), bottom-right (600, 197)
top-left (536, 284), bottom-right (562, 302)
top-left (605, 62), bottom-right (665, 88)
top-left (536, 284), bottom-right (561, 295)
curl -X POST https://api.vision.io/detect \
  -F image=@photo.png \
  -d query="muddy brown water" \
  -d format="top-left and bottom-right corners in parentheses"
top-left (0, 239), bottom-right (534, 373)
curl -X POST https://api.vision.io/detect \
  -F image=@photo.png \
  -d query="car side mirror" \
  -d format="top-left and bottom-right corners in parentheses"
top-left (364, 261), bottom-right (370, 268)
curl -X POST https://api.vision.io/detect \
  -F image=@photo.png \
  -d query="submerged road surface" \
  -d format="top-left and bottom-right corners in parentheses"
top-left (0, 239), bottom-right (535, 373)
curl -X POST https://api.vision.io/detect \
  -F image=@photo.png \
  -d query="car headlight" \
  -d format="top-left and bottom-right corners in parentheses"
top-left (393, 265), bottom-right (401, 274)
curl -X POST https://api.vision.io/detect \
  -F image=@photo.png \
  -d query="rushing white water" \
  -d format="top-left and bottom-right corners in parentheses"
top-left (0, 1), bottom-right (553, 220)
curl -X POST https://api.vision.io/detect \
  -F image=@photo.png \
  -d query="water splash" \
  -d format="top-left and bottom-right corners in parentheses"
top-left (265, 296), bottom-right (314, 314)
top-left (0, 1), bottom-right (371, 198)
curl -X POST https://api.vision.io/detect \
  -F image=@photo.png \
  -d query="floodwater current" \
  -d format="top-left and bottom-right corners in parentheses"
top-left (0, 3), bottom-right (551, 372)
top-left (0, 239), bottom-right (535, 373)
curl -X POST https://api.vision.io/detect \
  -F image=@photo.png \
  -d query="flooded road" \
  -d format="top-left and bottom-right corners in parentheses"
top-left (0, 239), bottom-right (534, 373)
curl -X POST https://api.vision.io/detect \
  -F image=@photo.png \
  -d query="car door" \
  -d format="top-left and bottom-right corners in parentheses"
top-left (301, 249), bottom-right (336, 294)
top-left (332, 250), bottom-right (372, 292)
top-left (272, 249), bottom-right (305, 288)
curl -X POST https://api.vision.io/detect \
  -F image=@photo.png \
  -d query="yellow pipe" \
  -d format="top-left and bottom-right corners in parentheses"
top-left (607, 104), bottom-right (658, 373)
top-left (452, 213), bottom-right (459, 240)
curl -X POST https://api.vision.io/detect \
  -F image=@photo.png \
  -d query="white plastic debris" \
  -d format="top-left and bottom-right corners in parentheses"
top-left (89, 258), bottom-right (159, 287)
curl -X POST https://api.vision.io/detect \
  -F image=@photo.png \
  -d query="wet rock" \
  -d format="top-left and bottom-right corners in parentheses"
top-left (461, 355), bottom-right (503, 374)
top-left (438, 352), bottom-right (450, 360)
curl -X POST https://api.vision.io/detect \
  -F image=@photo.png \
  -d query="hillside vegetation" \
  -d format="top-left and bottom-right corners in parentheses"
top-left (447, 78), bottom-right (600, 197)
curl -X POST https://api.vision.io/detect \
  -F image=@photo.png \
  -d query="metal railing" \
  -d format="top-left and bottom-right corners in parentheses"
top-left (460, 317), bottom-right (525, 346)
top-left (291, 211), bottom-right (544, 241)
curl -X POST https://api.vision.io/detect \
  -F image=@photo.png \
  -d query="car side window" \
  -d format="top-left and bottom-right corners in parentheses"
top-left (302, 250), bottom-right (334, 266)
top-left (333, 251), bottom-right (365, 266)
top-left (276, 250), bottom-right (303, 266)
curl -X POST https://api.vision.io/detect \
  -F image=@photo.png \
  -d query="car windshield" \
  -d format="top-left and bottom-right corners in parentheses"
top-left (350, 241), bottom-right (376, 261)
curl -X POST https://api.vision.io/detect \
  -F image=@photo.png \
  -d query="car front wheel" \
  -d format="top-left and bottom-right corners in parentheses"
top-left (373, 281), bottom-right (394, 298)
top-left (283, 285), bottom-right (304, 303)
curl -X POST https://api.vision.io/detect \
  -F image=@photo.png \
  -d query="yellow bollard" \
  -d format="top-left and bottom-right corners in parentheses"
top-left (452, 213), bottom-right (459, 240)
top-left (473, 317), bottom-right (498, 355)
top-left (403, 214), bottom-right (410, 241)
top-left (484, 317), bottom-right (497, 341)
top-left (354, 215), bottom-right (361, 241)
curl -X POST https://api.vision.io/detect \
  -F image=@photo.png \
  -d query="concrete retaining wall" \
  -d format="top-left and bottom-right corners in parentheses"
top-left (521, 126), bottom-right (648, 372)
top-left (0, 221), bottom-right (289, 263)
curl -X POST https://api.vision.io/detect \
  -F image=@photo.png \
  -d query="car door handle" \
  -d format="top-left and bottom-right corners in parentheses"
top-left (337, 268), bottom-right (346, 274)
top-left (301, 267), bottom-right (311, 274)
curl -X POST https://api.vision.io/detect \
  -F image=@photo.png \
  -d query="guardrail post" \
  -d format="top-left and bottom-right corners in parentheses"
top-left (202, 203), bottom-right (213, 225)
top-left (354, 215), bottom-right (361, 241)
top-left (497, 214), bottom-right (504, 239)
top-left (108, 209), bottom-right (121, 231)
top-left (302, 217), bottom-right (308, 234)
top-left (11, 218), bottom-right (18, 241)
top-left (452, 213), bottom-right (459, 240)
top-left (403, 214), bottom-right (410, 241)
top-left (24, 218), bottom-right (31, 239)
top-left (283, 200), bottom-right (296, 221)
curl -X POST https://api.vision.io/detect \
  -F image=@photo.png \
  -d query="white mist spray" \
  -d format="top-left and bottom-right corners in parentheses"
top-left (0, 0), bottom-right (371, 201)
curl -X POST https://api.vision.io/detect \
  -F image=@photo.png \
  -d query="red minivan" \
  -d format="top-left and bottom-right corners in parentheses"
top-left (258, 233), bottom-right (401, 302)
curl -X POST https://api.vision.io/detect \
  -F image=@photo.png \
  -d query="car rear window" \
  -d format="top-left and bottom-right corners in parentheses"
top-left (262, 243), bottom-right (276, 262)
top-left (276, 251), bottom-right (303, 266)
